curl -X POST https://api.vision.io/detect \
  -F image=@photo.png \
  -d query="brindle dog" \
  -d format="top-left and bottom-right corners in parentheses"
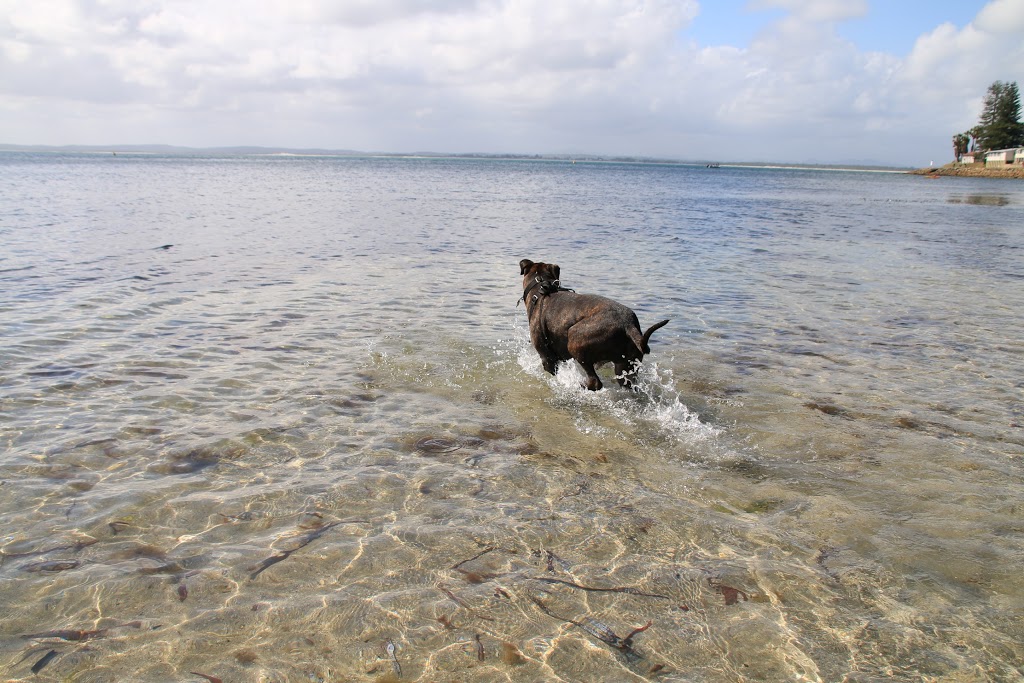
top-left (520, 259), bottom-right (669, 391)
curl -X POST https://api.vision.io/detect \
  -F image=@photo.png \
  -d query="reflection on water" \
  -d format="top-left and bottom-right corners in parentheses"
top-left (947, 193), bottom-right (1012, 205)
top-left (1, 154), bottom-right (1023, 681)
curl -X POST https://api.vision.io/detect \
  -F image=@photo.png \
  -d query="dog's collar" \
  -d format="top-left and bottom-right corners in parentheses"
top-left (519, 276), bottom-right (574, 306)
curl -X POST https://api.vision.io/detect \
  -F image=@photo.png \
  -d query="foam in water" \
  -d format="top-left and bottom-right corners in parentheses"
top-left (510, 333), bottom-right (720, 444)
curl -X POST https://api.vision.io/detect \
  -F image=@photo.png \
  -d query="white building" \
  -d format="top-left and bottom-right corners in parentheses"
top-left (985, 148), bottom-right (1023, 166)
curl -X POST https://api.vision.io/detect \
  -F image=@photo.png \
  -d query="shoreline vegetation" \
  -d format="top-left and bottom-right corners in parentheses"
top-left (909, 163), bottom-right (1024, 179)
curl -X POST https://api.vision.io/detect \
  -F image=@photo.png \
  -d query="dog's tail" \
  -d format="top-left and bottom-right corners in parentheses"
top-left (639, 319), bottom-right (669, 354)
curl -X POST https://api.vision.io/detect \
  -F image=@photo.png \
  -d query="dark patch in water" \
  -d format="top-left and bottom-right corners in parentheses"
top-left (111, 543), bottom-right (167, 560)
top-left (816, 545), bottom-right (846, 581)
top-left (20, 559), bottom-right (80, 573)
top-left (742, 499), bottom-right (783, 514)
top-left (707, 579), bottom-right (749, 605)
top-left (514, 441), bottom-right (541, 455)
top-left (947, 194), bottom-right (1010, 206)
top-left (334, 392), bottom-right (380, 405)
top-left (75, 437), bottom-right (117, 449)
top-left (895, 416), bottom-right (924, 430)
top-left (414, 437), bottom-right (463, 454)
top-left (472, 389), bottom-right (499, 405)
top-left (804, 401), bottom-right (850, 418)
top-left (477, 426), bottom-right (517, 441)
top-left (122, 369), bottom-right (188, 380)
top-left (786, 348), bottom-right (843, 363)
top-left (147, 449), bottom-right (220, 475)
top-left (121, 426), bottom-right (163, 436)
top-left (26, 367), bottom-right (77, 378)
top-left (721, 458), bottom-right (769, 481)
top-left (894, 415), bottom-right (977, 440)
top-left (31, 649), bottom-right (59, 673)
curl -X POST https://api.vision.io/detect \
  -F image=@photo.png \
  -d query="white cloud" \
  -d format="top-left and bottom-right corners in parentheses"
top-left (0, 0), bottom-right (1022, 165)
top-left (750, 0), bottom-right (868, 23)
top-left (975, 0), bottom-right (1024, 33)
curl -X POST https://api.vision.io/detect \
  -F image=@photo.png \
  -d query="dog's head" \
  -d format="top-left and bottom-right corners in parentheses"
top-left (519, 259), bottom-right (560, 290)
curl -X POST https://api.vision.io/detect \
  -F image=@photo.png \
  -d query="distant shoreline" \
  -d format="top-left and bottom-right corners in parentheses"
top-left (0, 144), bottom-right (908, 172)
top-left (909, 163), bottom-right (1024, 179)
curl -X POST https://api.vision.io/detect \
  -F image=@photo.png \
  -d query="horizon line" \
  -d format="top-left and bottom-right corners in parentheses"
top-left (0, 143), bottom-right (915, 171)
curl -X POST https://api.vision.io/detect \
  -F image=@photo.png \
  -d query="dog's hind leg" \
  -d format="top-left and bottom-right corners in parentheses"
top-left (579, 361), bottom-right (603, 391)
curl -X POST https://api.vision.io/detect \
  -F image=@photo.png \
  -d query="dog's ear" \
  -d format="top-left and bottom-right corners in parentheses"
top-left (552, 264), bottom-right (560, 280)
top-left (519, 259), bottom-right (533, 275)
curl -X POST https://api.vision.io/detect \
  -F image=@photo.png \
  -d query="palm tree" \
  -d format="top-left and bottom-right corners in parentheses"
top-left (952, 133), bottom-right (970, 162)
top-left (968, 126), bottom-right (983, 152)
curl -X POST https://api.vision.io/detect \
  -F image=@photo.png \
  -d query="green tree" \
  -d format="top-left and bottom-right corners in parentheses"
top-left (976, 80), bottom-right (1024, 151)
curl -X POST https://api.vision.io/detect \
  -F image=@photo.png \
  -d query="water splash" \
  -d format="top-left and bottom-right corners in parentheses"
top-left (509, 333), bottom-right (720, 445)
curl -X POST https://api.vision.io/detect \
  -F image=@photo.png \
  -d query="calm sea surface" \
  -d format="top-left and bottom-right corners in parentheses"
top-left (1, 153), bottom-right (1022, 682)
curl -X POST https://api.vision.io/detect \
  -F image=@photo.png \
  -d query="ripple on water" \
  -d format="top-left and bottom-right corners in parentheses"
top-left (2, 156), bottom-right (1023, 681)
top-left (413, 436), bottom-right (464, 454)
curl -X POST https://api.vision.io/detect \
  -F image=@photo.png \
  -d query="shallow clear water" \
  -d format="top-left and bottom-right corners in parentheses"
top-left (1, 153), bottom-right (1022, 682)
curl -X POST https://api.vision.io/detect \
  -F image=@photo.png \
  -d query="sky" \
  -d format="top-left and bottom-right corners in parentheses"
top-left (1, 0), bottom-right (1022, 166)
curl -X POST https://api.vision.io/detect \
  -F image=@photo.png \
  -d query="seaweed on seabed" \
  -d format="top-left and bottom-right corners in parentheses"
top-left (248, 516), bottom-right (369, 580)
top-left (577, 617), bottom-right (653, 661)
top-left (248, 521), bottom-right (341, 579)
top-left (31, 649), bottom-right (59, 674)
top-left (530, 594), bottom-right (653, 661)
